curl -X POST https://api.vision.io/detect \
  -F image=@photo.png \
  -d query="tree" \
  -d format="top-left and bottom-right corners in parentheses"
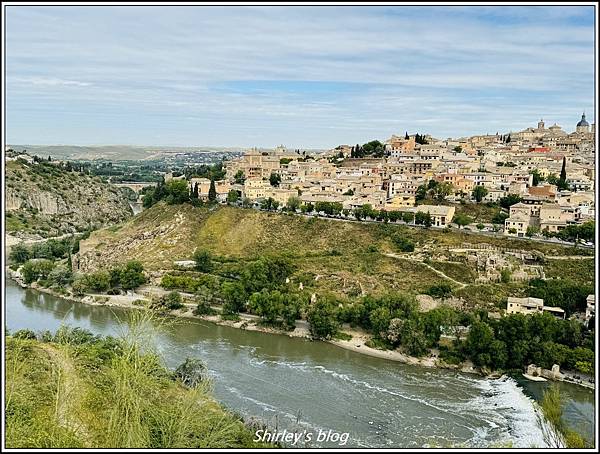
top-left (269, 173), bottom-right (281, 187)
top-left (9, 244), bottom-right (30, 264)
top-left (399, 318), bottom-right (428, 356)
top-left (192, 182), bottom-right (199, 199)
top-left (47, 266), bottom-right (74, 287)
top-left (286, 196), bottom-right (301, 212)
top-left (558, 156), bottom-right (568, 190)
top-left (84, 270), bottom-right (111, 292)
top-left (248, 289), bottom-right (285, 324)
top-left (227, 189), bottom-right (239, 204)
top-left (21, 259), bottom-right (55, 284)
top-left (499, 194), bottom-right (522, 209)
top-left (233, 170), bottom-right (245, 184)
top-left (472, 185), bottom-right (488, 203)
top-left (415, 184), bottom-right (427, 201)
top-left (453, 213), bottom-right (472, 228)
top-left (165, 180), bottom-right (190, 205)
top-left (466, 321), bottom-right (495, 367)
top-left (434, 182), bottom-right (453, 201)
top-left (370, 307), bottom-right (392, 338)
top-left (526, 226), bottom-right (539, 237)
top-left (404, 132), bottom-right (409, 140)
top-left (531, 169), bottom-right (544, 186)
top-left (453, 146), bottom-right (462, 152)
top-left (307, 298), bottom-right (339, 339)
top-left (415, 211), bottom-right (432, 227)
top-left (221, 281), bottom-right (247, 315)
top-left (119, 261), bottom-right (147, 290)
top-left (208, 179), bottom-right (217, 201)
top-left (193, 250), bottom-right (213, 273)
top-left (426, 283), bottom-right (452, 298)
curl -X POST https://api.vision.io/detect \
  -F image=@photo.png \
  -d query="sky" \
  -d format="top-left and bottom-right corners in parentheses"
top-left (5, 5), bottom-right (596, 149)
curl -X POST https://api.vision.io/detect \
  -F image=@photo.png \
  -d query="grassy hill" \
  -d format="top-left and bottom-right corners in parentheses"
top-left (5, 159), bottom-right (132, 238)
top-left (76, 203), bottom-right (592, 305)
top-left (5, 322), bottom-right (269, 449)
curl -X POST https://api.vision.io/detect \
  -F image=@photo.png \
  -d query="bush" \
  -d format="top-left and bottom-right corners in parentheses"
top-left (21, 259), bottom-right (55, 284)
top-left (84, 271), bottom-right (111, 292)
top-left (9, 244), bottom-right (30, 264)
top-left (392, 234), bottom-right (415, 252)
top-left (193, 250), bottom-right (213, 272)
top-left (426, 283), bottom-right (452, 298)
top-left (174, 357), bottom-right (207, 388)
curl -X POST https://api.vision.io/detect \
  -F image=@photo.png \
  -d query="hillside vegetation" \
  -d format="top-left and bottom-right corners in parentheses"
top-left (5, 159), bottom-right (132, 238)
top-left (5, 321), bottom-right (269, 449)
top-left (76, 203), bottom-right (590, 303)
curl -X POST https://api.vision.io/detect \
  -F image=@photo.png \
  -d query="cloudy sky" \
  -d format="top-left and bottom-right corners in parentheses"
top-left (5, 5), bottom-right (596, 148)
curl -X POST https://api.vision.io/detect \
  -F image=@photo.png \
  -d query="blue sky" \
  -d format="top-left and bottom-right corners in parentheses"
top-left (5, 5), bottom-right (596, 149)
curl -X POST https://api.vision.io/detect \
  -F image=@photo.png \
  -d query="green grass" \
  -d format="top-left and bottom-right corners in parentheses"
top-left (79, 204), bottom-right (592, 302)
top-left (5, 314), bottom-right (271, 448)
top-left (430, 260), bottom-right (478, 284)
top-left (543, 259), bottom-right (595, 285)
top-left (453, 283), bottom-right (527, 310)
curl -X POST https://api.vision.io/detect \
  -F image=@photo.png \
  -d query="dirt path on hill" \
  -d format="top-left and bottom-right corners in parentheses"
top-left (384, 253), bottom-right (468, 289)
top-left (40, 344), bottom-right (91, 445)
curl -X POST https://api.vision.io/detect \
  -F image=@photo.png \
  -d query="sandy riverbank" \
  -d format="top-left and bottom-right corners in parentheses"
top-left (8, 268), bottom-right (482, 374)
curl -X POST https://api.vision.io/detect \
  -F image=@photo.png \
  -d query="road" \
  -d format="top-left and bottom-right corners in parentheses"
top-left (243, 204), bottom-right (594, 250)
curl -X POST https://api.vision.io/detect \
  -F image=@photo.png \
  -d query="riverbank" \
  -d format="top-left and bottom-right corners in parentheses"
top-left (6, 268), bottom-right (480, 375)
top-left (5, 270), bottom-right (591, 389)
top-left (6, 276), bottom-right (594, 448)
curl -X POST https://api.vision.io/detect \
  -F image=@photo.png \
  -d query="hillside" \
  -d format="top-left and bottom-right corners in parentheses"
top-left (5, 326), bottom-right (268, 448)
top-left (76, 203), bottom-right (593, 306)
top-left (5, 159), bottom-right (133, 238)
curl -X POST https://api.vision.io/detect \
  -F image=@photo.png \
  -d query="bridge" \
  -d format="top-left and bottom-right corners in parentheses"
top-left (113, 182), bottom-right (157, 194)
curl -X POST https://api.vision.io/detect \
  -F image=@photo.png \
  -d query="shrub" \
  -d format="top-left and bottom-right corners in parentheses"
top-left (392, 234), bottom-right (415, 252)
top-left (174, 357), bottom-right (207, 388)
top-left (21, 259), bottom-right (55, 284)
top-left (426, 283), bottom-right (452, 298)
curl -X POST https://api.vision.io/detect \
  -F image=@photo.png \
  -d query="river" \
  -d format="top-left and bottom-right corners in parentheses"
top-left (4, 279), bottom-right (595, 448)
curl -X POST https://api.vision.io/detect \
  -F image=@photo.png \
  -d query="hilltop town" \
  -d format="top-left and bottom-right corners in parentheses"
top-left (168, 115), bottom-right (595, 241)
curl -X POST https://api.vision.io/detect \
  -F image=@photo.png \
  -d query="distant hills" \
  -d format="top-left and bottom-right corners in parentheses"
top-left (6, 145), bottom-right (245, 161)
top-left (7, 145), bottom-right (327, 161)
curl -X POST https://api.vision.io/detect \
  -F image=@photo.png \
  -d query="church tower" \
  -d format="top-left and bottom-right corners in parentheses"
top-left (537, 119), bottom-right (545, 130)
top-left (576, 113), bottom-right (590, 134)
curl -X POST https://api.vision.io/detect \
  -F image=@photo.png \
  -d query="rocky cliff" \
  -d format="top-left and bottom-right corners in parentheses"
top-left (5, 159), bottom-right (133, 238)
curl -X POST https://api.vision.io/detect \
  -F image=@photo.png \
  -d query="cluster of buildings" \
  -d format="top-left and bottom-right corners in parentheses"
top-left (182, 116), bottom-right (595, 234)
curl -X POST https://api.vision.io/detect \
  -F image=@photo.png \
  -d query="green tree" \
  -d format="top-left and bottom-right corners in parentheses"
top-left (208, 179), bottom-right (217, 201)
top-left (307, 298), bottom-right (339, 339)
top-left (233, 170), bottom-right (245, 184)
top-left (84, 270), bottom-right (111, 292)
top-left (193, 250), bottom-right (213, 273)
top-left (21, 259), bottom-right (55, 284)
top-left (221, 281), bottom-right (247, 315)
top-left (558, 156), bottom-right (568, 190)
top-left (47, 266), bottom-right (74, 287)
top-left (453, 213), bottom-right (472, 228)
top-left (472, 185), bottom-right (489, 203)
top-left (531, 169), bottom-right (544, 186)
top-left (165, 180), bottom-right (190, 205)
top-left (227, 190), bottom-right (239, 204)
top-left (119, 261), bottom-right (147, 290)
top-left (9, 244), bottom-right (30, 264)
top-left (286, 196), bottom-right (301, 212)
top-left (269, 173), bottom-right (281, 187)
